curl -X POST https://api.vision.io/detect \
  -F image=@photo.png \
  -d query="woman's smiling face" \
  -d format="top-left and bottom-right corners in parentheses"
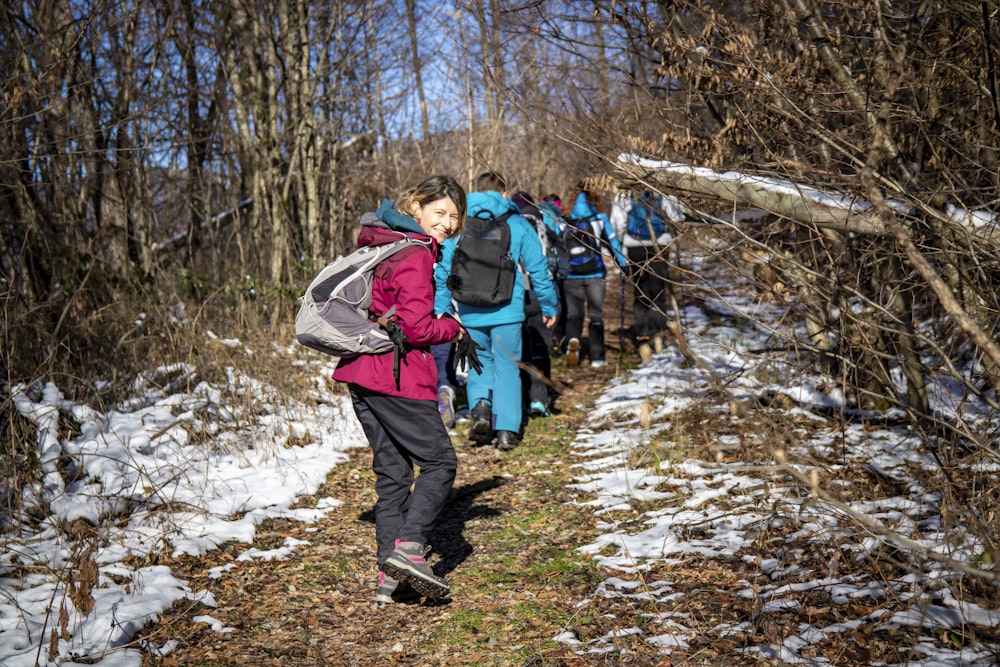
top-left (413, 197), bottom-right (460, 243)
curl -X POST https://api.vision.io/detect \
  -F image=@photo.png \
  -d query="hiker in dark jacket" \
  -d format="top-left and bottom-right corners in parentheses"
top-left (333, 175), bottom-right (466, 605)
top-left (511, 190), bottom-right (560, 417)
top-left (434, 173), bottom-right (558, 451)
top-left (540, 194), bottom-right (569, 349)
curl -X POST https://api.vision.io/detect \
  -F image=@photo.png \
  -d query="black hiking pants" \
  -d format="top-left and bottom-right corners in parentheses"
top-left (626, 245), bottom-right (669, 340)
top-left (521, 290), bottom-right (555, 408)
top-left (563, 277), bottom-right (607, 363)
top-left (348, 384), bottom-right (457, 567)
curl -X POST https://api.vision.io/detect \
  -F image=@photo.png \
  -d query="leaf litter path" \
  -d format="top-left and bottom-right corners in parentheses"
top-left (137, 346), bottom-right (820, 667)
top-left (140, 353), bottom-right (641, 667)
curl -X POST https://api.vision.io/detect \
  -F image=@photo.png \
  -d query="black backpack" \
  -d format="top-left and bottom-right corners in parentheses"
top-left (446, 210), bottom-right (517, 307)
top-left (563, 215), bottom-right (603, 275)
top-left (520, 206), bottom-right (561, 277)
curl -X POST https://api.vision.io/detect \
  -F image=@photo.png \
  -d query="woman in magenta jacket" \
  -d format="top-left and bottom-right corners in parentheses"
top-left (333, 175), bottom-right (466, 604)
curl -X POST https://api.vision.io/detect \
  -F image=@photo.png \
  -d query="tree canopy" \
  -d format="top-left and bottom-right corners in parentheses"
top-left (3, 0), bottom-right (999, 419)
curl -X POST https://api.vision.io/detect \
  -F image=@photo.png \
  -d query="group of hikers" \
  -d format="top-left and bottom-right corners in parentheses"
top-left (311, 171), bottom-right (682, 605)
top-left (432, 173), bottom-right (683, 444)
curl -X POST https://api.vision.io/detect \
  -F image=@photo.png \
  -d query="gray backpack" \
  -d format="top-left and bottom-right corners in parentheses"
top-left (295, 238), bottom-right (430, 363)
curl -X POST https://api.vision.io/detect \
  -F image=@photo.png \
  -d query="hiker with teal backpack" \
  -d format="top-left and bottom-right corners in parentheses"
top-left (434, 172), bottom-right (558, 451)
top-left (610, 190), bottom-right (685, 363)
top-left (560, 184), bottom-right (629, 368)
top-left (330, 175), bottom-right (471, 605)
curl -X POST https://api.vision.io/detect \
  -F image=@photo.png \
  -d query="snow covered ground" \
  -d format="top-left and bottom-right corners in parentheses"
top-left (4, 248), bottom-right (999, 665)
top-left (555, 253), bottom-right (1000, 665)
top-left (3, 355), bottom-right (367, 666)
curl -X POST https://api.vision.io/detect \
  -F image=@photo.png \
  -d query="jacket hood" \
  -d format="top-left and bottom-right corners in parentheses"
top-left (539, 201), bottom-right (562, 219)
top-left (569, 191), bottom-right (598, 219)
top-left (358, 204), bottom-right (434, 249)
top-left (373, 198), bottom-right (425, 234)
top-left (467, 190), bottom-right (518, 219)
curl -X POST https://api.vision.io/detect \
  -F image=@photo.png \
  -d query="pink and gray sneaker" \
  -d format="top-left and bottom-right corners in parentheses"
top-left (381, 540), bottom-right (450, 599)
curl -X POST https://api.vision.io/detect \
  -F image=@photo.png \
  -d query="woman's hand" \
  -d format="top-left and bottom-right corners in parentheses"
top-left (438, 312), bottom-right (463, 341)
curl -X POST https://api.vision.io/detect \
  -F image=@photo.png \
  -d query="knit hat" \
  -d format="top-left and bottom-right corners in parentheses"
top-left (511, 191), bottom-right (536, 210)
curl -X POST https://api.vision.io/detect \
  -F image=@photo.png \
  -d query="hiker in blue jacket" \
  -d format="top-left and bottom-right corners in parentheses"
top-left (561, 185), bottom-right (629, 368)
top-left (434, 173), bottom-right (559, 451)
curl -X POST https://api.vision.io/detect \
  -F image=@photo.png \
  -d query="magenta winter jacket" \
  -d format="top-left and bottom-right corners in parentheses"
top-left (332, 225), bottom-right (460, 400)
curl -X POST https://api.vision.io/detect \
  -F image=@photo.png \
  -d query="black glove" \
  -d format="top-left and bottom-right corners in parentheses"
top-left (452, 332), bottom-right (485, 375)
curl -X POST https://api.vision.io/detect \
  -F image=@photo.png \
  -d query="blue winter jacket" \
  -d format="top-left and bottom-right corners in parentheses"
top-left (565, 191), bottom-right (629, 280)
top-left (538, 201), bottom-right (565, 237)
top-left (435, 190), bottom-right (559, 327)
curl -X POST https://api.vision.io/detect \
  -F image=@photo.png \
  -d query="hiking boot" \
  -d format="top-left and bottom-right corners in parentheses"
top-left (529, 400), bottom-right (550, 417)
top-left (468, 399), bottom-right (493, 445)
top-left (382, 540), bottom-right (449, 599)
top-left (496, 430), bottom-right (520, 451)
top-left (376, 570), bottom-right (422, 606)
top-left (566, 338), bottom-right (580, 367)
top-left (590, 360), bottom-right (606, 368)
top-left (437, 385), bottom-right (456, 428)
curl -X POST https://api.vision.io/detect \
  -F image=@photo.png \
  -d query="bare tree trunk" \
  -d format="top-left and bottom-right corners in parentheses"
top-left (592, 0), bottom-right (610, 111)
top-left (112, 4), bottom-right (161, 280)
top-left (406, 0), bottom-right (431, 140)
top-left (173, 0), bottom-right (214, 283)
top-left (225, 0), bottom-right (271, 281)
top-left (223, 11), bottom-right (256, 279)
top-left (888, 252), bottom-right (929, 415)
top-left (486, 0), bottom-right (505, 124)
top-left (624, 16), bottom-right (647, 119)
top-left (292, 0), bottom-right (316, 260)
top-left (470, 0), bottom-right (506, 167)
top-left (466, 55), bottom-right (476, 188)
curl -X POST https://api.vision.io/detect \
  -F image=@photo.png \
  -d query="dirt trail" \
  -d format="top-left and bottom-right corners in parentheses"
top-left (140, 289), bottom-right (661, 666)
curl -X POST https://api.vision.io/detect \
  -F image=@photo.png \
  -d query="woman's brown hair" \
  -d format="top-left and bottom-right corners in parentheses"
top-left (563, 182), bottom-right (604, 216)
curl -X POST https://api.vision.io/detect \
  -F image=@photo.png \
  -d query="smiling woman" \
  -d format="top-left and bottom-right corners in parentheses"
top-left (396, 175), bottom-right (467, 243)
top-left (330, 174), bottom-right (469, 606)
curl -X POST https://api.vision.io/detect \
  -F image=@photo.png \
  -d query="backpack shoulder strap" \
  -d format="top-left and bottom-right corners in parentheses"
top-left (373, 237), bottom-right (432, 278)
